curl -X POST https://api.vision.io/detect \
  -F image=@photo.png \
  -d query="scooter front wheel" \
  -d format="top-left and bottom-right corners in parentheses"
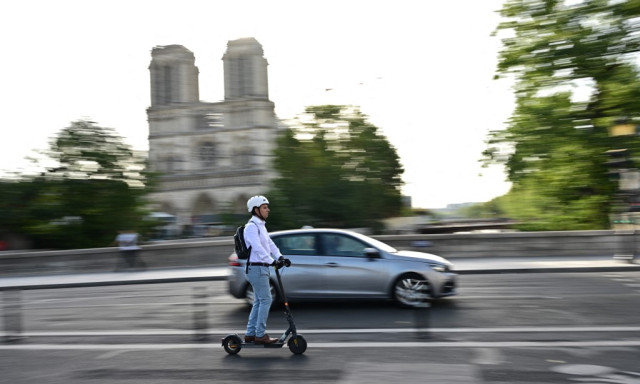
top-left (287, 334), bottom-right (307, 355)
top-left (222, 334), bottom-right (243, 355)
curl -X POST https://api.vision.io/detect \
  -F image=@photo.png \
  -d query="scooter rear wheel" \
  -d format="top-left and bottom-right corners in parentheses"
top-left (222, 335), bottom-right (243, 355)
top-left (287, 335), bottom-right (307, 355)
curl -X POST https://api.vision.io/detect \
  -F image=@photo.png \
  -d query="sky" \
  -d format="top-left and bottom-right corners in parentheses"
top-left (0, 0), bottom-right (514, 209)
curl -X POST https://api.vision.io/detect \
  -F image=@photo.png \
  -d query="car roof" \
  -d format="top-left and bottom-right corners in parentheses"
top-left (270, 228), bottom-right (358, 236)
top-left (270, 227), bottom-right (399, 254)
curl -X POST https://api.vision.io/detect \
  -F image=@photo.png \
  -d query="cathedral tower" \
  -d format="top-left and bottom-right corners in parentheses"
top-left (149, 45), bottom-right (199, 106)
top-left (222, 37), bottom-right (269, 100)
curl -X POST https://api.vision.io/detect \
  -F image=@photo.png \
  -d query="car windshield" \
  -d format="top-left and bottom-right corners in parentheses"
top-left (272, 230), bottom-right (398, 254)
top-left (350, 232), bottom-right (397, 253)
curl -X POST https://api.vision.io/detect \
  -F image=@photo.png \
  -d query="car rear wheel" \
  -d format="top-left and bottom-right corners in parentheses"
top-left (222, 334), bottom-right (243, 355)
top-left (392, 273), bottom-right (431, 308)
top-left (244, 282), bottom-right (278, 306)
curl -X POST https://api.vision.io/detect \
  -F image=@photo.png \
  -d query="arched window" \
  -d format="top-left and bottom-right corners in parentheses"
top-left (163, 155), bottom-right (180, 173)
top-left (199, 142), bottom-right (216, 167)
top-left (236, 147), bottom-right (254, 168)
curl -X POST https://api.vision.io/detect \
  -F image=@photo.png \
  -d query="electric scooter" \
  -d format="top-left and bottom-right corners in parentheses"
top-left (221, 262), bottom-right (307, 355)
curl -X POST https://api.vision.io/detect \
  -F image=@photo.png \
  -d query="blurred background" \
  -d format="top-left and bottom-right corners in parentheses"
top-left (0, 0), bottom-right (639, 250)
top-left (3, 2), bottom-right (640, 383)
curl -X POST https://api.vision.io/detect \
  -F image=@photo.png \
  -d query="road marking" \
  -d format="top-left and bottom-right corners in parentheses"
top-left (455, 295), bottom-right (563, 300)
top-left (2, 340), bottom-right (640, 350)
top-left (471, 348), bottom-right (504, 365)
top-left (95, 350), bottom-right (131, 359)
top-left (23, 302), bottom-right (198, 309)
top-left (4, 326), bottom-right (640, 337)
top-left (461, 284), bottom-right (560, 289)
top-left (614, 279), bottom-right (639, 284)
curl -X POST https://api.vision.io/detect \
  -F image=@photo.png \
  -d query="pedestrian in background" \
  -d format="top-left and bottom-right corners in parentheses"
top-left (114, 230), bottom-right (144, 271)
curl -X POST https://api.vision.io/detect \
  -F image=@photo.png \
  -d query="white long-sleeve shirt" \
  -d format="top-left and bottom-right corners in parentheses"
top-left (244, 216), bottom-right (282, 264)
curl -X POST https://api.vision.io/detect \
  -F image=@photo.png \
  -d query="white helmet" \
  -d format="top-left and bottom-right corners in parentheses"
top-left (247, 195), bottom-right (269, 212)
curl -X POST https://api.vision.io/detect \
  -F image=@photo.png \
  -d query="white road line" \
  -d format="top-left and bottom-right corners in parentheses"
top-left (455, 295), bottom-right (563, 300)
top-left (2, 340), bottom-right (640, 350)
top-left (310, 340), bottom-right (640, 348)
top-left (95, 349), bottom-right (131, 359)
top-left (4, 326), bottom-right (640, 337)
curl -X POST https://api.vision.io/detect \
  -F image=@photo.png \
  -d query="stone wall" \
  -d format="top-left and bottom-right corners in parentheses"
top-left (1, 230), bottom-right (635, 277)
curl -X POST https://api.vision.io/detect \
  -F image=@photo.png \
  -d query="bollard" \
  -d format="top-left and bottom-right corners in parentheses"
top-left (633, 229), bottom-right (639, 264)
top-left (192, 286), bottom-right (209, 341)
top-left (413, 300), bottom-right (431, 339)
top-left (613, 229), bottom-right (636, 263)
top-left (412, 282), bottom-right (431, 339)
top-left (3, 289), bottom-right (24, 343)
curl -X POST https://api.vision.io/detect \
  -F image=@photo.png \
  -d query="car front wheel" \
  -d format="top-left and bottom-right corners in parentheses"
top-left (392, 273), bottom-right (431, 308)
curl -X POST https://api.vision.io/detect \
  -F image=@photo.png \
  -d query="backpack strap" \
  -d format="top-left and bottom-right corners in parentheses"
top-left (245, 221), bottom-right (261, 273)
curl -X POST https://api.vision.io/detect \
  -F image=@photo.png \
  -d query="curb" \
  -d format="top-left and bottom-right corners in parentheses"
top-left (0, 275), bottom-right (227, 291)
top-left (457, 264), bottom-right (640, 275)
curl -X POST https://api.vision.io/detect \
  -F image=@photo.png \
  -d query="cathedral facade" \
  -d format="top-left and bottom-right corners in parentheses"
top-left (146, 38), bottom-right (282, 231)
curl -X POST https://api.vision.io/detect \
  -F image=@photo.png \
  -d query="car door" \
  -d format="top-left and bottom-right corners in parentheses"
top-left (271, 233), bottom-right (325, 298)
top-left (317, 233), bottom-right (389, 298)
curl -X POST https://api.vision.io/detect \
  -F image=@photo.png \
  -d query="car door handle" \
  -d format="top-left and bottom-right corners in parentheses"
top-left (325, 262), bottom-right (339, 267)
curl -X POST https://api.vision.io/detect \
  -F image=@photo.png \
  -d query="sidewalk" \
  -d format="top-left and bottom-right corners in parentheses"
top-left (454, 255), bottom-right (640, 274)
top-left (1, 255), bottom-right (639, 290)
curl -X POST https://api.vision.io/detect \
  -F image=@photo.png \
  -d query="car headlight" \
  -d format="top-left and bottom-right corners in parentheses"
top-left (429, 263), bottom-right (448, 273)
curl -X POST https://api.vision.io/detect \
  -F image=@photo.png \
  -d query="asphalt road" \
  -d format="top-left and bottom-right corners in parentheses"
top-left (2, 271), bottom-right (640, 383)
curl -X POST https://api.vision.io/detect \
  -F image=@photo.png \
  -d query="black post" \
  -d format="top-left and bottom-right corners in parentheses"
top-left (3, 289), bottom-right (23, 343)
top-left (192, 286), bottom-right (208, 341)
top-left (413, 282), bottom-right (431, 339)
top-left (614, 229), bottom-right (636, 262)
top-left (634, 228), bottom-right (638, 264)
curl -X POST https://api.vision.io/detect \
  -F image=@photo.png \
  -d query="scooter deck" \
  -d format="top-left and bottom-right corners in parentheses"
top-left (241, 342), bottom-right (285, 349)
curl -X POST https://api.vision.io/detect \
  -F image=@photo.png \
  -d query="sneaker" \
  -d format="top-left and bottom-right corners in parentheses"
top-left (244, 335), bottom-right (255, 343)
top-left (254, 334), bottom-right (278, 344)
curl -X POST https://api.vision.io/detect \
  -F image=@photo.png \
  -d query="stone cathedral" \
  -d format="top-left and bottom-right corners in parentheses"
top-left (146, 38), bottom-right (283, 232)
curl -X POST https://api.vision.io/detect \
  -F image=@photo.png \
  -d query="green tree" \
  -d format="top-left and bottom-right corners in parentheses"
top-left (484, 0), bottom-right (640, 229)
top-left (0, 178), bottom-right (51, 248)
top-left (47, 120), bottom-right (147, 183)
top-left (457, 199), bottom-right (505, 219)
top-left (268, 105), bottom-right (404, 231)
top-left (0, 120), bottom-right (155, 249)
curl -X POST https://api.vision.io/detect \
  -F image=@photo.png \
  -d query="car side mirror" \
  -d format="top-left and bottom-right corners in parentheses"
top-left (364, 248), bottom-right (380, 259)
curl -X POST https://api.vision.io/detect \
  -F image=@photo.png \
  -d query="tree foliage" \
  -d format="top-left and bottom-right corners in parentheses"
top-left (267, 105), bottom-right (404, 231)
top-left (484, 0), bottom-right (640, 230)
top-left (0, 120), bottom-right (155, 249)
top-left (47, 120), bottom-right (147, 184)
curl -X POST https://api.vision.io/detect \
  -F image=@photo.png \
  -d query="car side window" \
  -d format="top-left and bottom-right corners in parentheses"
top-left (272, 234), bottom-right (317, 256)
top-left (321, 234), bottom-right (367, 257)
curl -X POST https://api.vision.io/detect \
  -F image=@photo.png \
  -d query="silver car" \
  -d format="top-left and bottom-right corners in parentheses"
top-left (227, 228), bottom-right (457, 308)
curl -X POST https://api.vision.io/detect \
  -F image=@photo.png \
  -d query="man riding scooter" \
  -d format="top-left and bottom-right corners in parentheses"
top-left (243, 195), bottom-right (291, 344)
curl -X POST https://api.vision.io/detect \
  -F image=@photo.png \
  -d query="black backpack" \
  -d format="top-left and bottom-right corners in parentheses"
top-left (233, 224), bottom-right (252, 260)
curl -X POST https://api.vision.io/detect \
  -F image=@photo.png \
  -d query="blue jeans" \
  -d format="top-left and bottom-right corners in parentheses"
top-left (246, 265), bottom-right (272, 337)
